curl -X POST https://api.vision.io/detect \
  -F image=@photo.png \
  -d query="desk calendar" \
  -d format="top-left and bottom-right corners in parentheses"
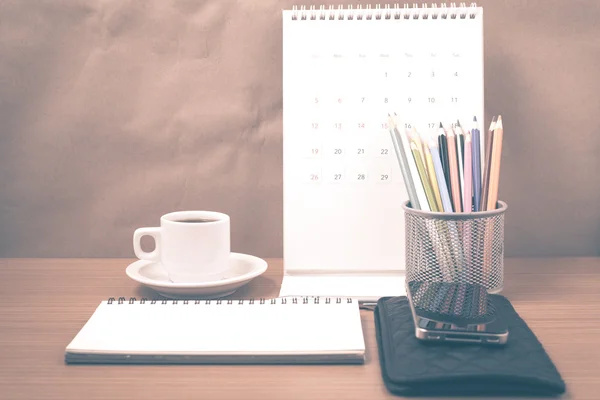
top-left (281, 3), bottom-right (484, 301)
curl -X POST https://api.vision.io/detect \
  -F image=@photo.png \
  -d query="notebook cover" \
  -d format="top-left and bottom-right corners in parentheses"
top-left (374, 295), bottom-right (566, 396)
top-left (64, 297), bottom-right (366, 365)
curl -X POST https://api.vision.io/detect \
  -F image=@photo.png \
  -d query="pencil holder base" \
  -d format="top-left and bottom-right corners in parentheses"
top-left (487, 285), bottom-right (503, 294)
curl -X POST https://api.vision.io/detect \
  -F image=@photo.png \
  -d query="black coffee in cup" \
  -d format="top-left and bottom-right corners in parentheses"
top-left (177, 218), bottom-right (218, 223)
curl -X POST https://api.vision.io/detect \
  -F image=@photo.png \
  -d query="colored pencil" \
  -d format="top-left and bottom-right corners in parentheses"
top-left (410, 141), bottom-right (438, 212)
top-left (394, 115), bottom-right (430, 211)
top-left (479, 117), bottom-right (486, 185)
top-left (422, 136), bottom-right (456, 277)
top-left (486, 115), bottom-right (504, 210)
top-left (455, 121), bottom-right (465, 203)
top-left (410, 127), bottom-right (427, 174)
top-left (446, 124), bottom-right (462, 212)
top-left (480, 117), bottom-right (496, 211)
top-left (471, 116), bottom-right (482, 212)
top-left (388, 114), bottom-right (420, 209)
top-left (437, 123), bottom-right (453, 208)
top-left (428, 139), bottom-right (463, 272)
top-left (463, 130), bottom-right (473, 212)
top-left (438, 125), bottom-right (447, 176)
top-left (428, 137), bottom-right (453, 213)
top-left (463, 131), bottom-right (473, 282)
top-left (422, 132), bottom-right (444, 212)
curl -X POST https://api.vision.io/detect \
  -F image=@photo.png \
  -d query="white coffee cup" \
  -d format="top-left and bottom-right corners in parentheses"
top-left (133, 211), bottom-right (230, 283)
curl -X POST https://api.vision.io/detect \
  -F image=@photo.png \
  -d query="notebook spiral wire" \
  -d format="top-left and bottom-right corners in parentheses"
top-left (107, 296), bottom-right (355, 305)
top-left (291, 2), bottom-right (478, 21)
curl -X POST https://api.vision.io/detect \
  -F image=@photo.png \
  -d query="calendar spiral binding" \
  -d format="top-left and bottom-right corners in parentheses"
top-left (106, 296), bottom-right (354, 305)
top-left (291, 2), bottom-right (479, 20)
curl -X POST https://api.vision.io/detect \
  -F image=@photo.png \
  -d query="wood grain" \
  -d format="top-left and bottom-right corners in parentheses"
top-left (1, 258), bottom-right (599, 400)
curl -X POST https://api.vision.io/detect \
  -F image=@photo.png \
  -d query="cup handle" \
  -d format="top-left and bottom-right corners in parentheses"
top-left (133, 227), bottom-right (161, 262)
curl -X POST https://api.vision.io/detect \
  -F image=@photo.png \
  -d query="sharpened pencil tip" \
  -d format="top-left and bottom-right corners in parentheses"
top-left (496, 115), bottom-right (503, 129)
top-left (456, 119), bottom-right (461, 127)
top-left (473, 116), bottom-right (477, 121)
top-left (439, 122), bottom-right (443, 128)
top-left (488, 117), bottom-right (496, 131)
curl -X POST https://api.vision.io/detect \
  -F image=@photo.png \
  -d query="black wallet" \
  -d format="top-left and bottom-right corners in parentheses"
top-left (374, 295), bottom-right (566, 397)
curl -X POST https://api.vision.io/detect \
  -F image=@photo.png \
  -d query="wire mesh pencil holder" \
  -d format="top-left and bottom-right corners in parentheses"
top-left (402, 200), bottom-right (507, 294)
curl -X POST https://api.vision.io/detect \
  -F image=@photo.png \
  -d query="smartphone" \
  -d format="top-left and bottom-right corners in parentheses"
top-left (406, 280), bottom-right (509, 345)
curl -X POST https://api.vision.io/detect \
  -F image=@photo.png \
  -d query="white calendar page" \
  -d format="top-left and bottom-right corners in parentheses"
top-left (282, 5), bottom-right (483, 285)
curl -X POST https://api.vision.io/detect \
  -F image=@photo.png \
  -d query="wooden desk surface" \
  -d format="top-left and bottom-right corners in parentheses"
top-left (0, 258), bottom-right (598, 400)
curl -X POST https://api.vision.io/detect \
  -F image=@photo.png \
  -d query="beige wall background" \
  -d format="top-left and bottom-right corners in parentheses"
top-left (1, 0), bottom-right (598, 258)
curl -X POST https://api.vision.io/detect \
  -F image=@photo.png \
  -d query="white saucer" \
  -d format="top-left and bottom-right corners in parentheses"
top-left (125, 253), bottom-right (268, 299)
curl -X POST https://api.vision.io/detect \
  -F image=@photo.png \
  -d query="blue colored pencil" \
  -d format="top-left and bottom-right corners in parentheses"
top-left (471, 116), bottom-right (482, 211)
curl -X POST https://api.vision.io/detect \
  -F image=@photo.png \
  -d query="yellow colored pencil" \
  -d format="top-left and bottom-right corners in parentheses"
top-left (410, 127), bottom-right (427, 170)
top-left (410, 141), bottom-right (439, 212)
top-left (422, 134), bottom-right (443, 212)
top-left (446, 126), bottom-right (462, 212)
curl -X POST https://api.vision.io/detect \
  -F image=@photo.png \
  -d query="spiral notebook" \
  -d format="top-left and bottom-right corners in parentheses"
top-left (281, 3), bottom-right (484, 301)
top-left (65, 297), bottom-right (365, 364)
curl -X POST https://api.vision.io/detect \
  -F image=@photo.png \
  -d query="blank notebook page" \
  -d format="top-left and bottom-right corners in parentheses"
top-left (65, 297), bottom-right (365, 363)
